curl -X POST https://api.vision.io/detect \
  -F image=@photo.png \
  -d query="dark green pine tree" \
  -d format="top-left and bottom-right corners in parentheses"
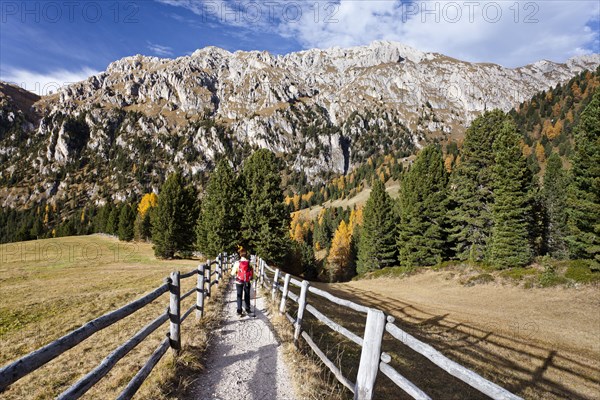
top-left (117, 203), bottom-right (136, 242)
top-left (357, 179), bottom-right (397, 274)
top-left (240, 149), bottom-right (289, 264)
top-left (106, 203), bottom-right (121, 235)
top-left (152, 172), bottom-right (198, 258)
top-left (312, 218), bottom-right (331, 251)
top-left (567, 88), bottom-right (600, 265)
top-left (397, 145), bottom-right (449, 267)
top-left (30, 210), bottom-right (45, 239)
top-left (196, 160), bottom-right (241, 258)
top-left (447, 110), bottom-right (506, 262)
top-left (95, 203), bottom-right (112, 233)
top-left (542, 152), bottom-right (569, 259)
top-left (489, 120), bottom-right (532, 268)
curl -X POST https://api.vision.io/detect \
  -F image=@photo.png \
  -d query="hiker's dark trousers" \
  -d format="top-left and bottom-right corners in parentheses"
top-left (236, 282), bottom-right (251, 312)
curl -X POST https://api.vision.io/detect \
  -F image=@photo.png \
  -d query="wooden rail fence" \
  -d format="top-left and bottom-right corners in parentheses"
top-left (0, 253), bottom-right (234, 399)
top-left (1, 252), bottom-right (524, 400)
top-left (256, 256), bottom-right (523, 400)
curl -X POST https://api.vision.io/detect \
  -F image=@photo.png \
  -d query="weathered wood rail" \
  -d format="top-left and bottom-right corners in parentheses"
top-left (0, 253), bottom-right (233, 399)
top-left (256, 257), bottom-right (523, 400)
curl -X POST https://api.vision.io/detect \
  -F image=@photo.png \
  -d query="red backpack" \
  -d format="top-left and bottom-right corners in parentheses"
top-left (236, 260), bottom-right (253, 282)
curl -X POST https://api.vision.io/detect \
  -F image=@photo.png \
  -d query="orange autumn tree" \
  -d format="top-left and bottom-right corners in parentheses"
top-left (138, 193), bottom-right (158, 216)
top-left (290, 212), bottom-right (305, 243)
top-left (348, 207), bottom-right (363, 235)
top-left (326, 220), bottom-right (352, 281)
top-left (135, 193), bottom-right (158, 241)
top-left (535, 142), bottom-right (546, 163)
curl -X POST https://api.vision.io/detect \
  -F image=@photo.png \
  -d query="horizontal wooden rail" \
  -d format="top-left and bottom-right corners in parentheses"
top-left (181, 287), bottom-right (196, 301)
top-left (180, 269), bottom-right (198, 279)
top-left (305, 304), bottom-right (363, 346)
top-left (287, 291), bottom-right (299, 303)
top-left (379, 362), bottom-right (431, 400)
top-left (385, 320), bottom-right (522, 400)
top-left (0, 282), bottom-right (169, 392)
top-left (264, 264), bottom-right (275, 273)
top-left (255, 257), bottom-right (523, 400)
top-left (57, 309), bottom-right (169, 399)
top-left (308, 286), bottom-right (369, 314)
top-left (284, 312), bottom-right (295, 324)
top-left (115, 336), bottom-right (170, 400)
top-left (181, 304), bottom-right (196, 323)
top-left (301, 331), bottom-right (355, 393)
top-left (0, 253), bottom-right (233, 398)
top-left (289, 277), bottom-right (302, 287)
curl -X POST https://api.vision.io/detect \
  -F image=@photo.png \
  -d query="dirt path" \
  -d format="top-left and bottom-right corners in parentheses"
top-left (187, 283), bottom-right (297, 400)
top-left (327, 271), bottom-right (600, 399)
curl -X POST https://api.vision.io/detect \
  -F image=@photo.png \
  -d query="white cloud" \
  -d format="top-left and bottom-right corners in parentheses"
top-left (156, 0), bottom-right (275, 30)
top-left (156, 0), bottom-right (600, 67)
top-left (0, 67), bottom-right (99, 96)
top-left (147, 42), bottom-right (175, 57)
top-left (286, 0), bottom-right (600, 67)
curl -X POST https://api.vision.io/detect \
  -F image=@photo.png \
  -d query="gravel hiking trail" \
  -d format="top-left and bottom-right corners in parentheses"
top-left (187, 282), bottom-right (297, 400)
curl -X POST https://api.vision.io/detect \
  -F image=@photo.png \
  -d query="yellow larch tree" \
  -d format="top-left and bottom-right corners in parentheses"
top-left (535, 142), bottom-right (546, 163)
top-left (326, 220), bottom-right (352, 281)
top-left (138, 193), bottom-right (158, 216)
top-left (521, 142), bottom-right (532, 158)
top-left (444, 154), bottom-right (455, 173)
top-left (348, 207), bottom-right (364, 235)
top-left (290, 211), bottom-right (301, 239)
top-left (293, 223), bottom-right (305, 243)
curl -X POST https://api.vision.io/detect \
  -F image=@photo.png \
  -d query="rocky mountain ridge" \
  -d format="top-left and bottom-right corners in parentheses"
top-left (1, 41), bottom-right (599, 208)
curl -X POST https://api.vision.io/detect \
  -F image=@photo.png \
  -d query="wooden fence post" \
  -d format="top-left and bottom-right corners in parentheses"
top-left (168, 271), bottom-right (181, 355)
top-left (294, 280), bottom-right (310, 345)
top-left (272, 268), bottom-right (280, 302)
top-left (196, 264), bottom-right (205, 319)
top-left (354, 309), bottom-right (386, 400)
top-left (217, 253), bottom-right (223, 283)
top-left (205, 263), bottom-right (212, 298)
top-left (260, 259), bottom-right (265, 287)
top-left (279, 273), bottom-right (291, 314)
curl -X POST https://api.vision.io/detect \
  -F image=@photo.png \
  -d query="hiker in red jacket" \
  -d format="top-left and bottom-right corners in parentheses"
top-left (231, 248), bottom-right (253, 316)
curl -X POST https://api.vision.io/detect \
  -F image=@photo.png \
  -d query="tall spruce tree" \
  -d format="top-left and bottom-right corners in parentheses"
top-left (447, 110), bottom-right (506, 262)
top-left (240, 149), bottom-right (289, 263)
top-left (357, 179), bottom-right (397, 274)
top-left (196, 160), bottom-right (241, 257)
top-left (106, 203), bottom-right (120, 235)
top-left (397, 145), bottom-right (448, 267)
top-left (152, 172), bottom-right (198, 258)
top-left (567, 88), bottom-right (600, 265)
top-left (489, 120), bottom-right (532, 268)
top-left (117, 203), bottom-right (135, 241)
top-left (542, 152), bottom-right (569, 259)
top-left (96, 203), bottom-right (112, 233)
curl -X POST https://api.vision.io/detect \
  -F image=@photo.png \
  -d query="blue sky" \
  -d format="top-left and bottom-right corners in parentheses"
top-left (1, 0), bottom-right (599, 95)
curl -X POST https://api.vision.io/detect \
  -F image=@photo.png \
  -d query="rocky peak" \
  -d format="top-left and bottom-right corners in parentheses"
top-left (1, 41), bottom-right (598, 208)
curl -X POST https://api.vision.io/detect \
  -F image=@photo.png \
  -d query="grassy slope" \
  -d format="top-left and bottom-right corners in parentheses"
top-left (301, 181), bottom-right (400, 220)
top-left (331, 273), bottom-right (600, 399)
top-left (278, 267), bottom-right (600, 400)
top-left (0, 235), bottom-right (221, 400)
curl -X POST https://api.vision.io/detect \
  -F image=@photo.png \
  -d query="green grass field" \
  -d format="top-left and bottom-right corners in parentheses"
top-left (0, 235), bottom-right (223, 400)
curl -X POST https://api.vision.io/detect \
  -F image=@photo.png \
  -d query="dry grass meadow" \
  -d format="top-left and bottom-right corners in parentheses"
top-left (273, 269), bottom-right (600, 400)
top-left (0, 235), bottom-right (227, 400)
